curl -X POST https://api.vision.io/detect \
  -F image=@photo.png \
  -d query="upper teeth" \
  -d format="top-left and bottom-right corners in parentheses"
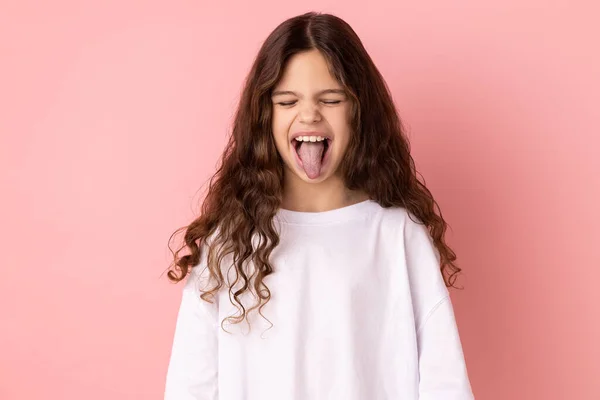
top-left (294, 136), bottom-right (326, 142)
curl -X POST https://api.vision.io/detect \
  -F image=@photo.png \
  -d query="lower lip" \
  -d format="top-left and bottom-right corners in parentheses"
top-left (291, 140), bottom-right (332, 176)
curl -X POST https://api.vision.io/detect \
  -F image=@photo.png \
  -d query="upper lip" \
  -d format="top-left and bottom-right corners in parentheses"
top-left (290, 131), bottom-right (333, 142)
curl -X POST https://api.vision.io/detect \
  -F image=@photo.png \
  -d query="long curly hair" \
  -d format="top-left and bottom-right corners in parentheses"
top-left (167, 11), bottom-right (462, 332)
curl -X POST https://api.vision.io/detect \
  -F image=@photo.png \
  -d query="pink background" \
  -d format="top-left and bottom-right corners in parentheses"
top-left (1, 1), bottom-right (598, 399)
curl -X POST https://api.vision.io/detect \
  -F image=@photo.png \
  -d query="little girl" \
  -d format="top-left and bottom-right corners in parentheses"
top-left (164, 11), bottom-right (475, 400)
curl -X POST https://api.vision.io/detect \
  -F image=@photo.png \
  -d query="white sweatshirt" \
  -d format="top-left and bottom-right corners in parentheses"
top-left (164, 199), bottom-right (475, 399)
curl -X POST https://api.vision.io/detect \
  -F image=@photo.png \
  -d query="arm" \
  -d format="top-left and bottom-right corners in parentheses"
top-left (402, 213), bottom-right (474, 399)
top-left (164, 254), bottom-right (219, 400)
top-left (417, 295), bottom-right (475, 400)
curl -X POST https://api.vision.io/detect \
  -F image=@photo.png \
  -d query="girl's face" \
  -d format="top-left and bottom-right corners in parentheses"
top-left (271, 49), bottom-right (352, 183)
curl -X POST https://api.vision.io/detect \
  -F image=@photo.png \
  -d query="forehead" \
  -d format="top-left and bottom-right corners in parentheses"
top-left (275, 49), bottom-right (339, 89)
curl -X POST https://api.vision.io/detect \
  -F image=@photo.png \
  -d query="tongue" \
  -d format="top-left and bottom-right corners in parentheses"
top-left (297, 141), bottom-right (325, 179)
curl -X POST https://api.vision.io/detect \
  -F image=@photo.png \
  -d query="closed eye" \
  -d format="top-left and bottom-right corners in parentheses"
top-left (276, 100), bottom-right (342, 106)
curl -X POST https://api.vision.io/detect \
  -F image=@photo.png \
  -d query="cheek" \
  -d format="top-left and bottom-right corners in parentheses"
top-left (326, 105), bottom-right (351, 126)
top-left (329, 111), bottom-right (352, 137)
top-left (271, 112), bottom-right (290, 147)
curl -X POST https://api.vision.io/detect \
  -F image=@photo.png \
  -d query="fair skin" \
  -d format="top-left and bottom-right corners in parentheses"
top-left (271, 49), bottom-right (369, 213)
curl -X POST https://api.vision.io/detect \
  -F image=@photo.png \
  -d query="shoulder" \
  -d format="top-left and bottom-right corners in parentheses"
top-left (373, 205), bottom-right (430, 240)
top-left (381, 206), bottom-right (441, 277)
top-left (375, 206), bottom-right (451, 331)
top-left (370, 204), bottom-right (440, 265)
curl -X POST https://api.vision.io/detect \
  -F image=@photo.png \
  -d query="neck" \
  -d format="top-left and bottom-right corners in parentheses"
top-left (280, 168), bottom-right (370, 212)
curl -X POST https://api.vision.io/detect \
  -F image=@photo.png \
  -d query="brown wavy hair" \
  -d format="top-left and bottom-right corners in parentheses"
top-left (166, 11), bottom-right (462, 332)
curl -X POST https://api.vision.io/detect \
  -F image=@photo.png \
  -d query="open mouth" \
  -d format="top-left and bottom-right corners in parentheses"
top-left (292, 137), bottom-right (331, 163)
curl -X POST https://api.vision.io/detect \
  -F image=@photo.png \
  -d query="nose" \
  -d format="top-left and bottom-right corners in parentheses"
top-left (298, 104), bottom-right (322, 124)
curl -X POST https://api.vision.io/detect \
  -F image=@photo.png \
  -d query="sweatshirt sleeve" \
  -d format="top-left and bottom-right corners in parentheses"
top-left (164, 252), bottom-right (219, 400)
top-left (417, 294), bottom-right (475, 399)
top-left (403, 213), bottom-right (474, 399)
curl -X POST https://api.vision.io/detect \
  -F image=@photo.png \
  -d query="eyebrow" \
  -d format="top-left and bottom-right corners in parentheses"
top-left (271, 89), bottom-right (347, 98)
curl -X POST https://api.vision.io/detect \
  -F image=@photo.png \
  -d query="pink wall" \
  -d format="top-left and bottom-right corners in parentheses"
top-left (1, 1), bottom-right (598, 399)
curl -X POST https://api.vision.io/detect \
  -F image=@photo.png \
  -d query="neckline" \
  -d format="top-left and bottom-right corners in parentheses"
top-left (274, 199), bottom-right (379, 225)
